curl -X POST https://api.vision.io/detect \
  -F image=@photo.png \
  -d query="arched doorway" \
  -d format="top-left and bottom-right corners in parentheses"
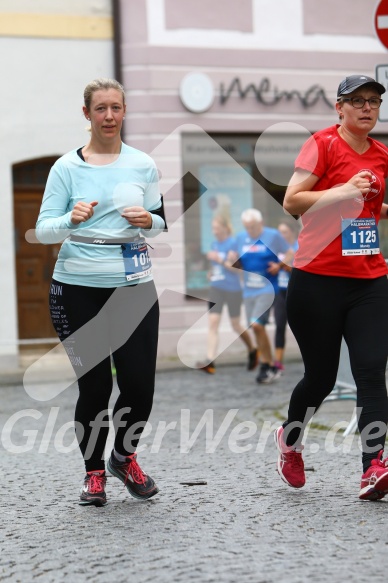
top-left (13, 157), bottom-right (61, 341)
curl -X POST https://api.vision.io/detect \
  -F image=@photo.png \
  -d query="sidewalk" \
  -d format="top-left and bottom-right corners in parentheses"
top-left (0, 322), bottom-right (301, 385)
top-left (1, 361), bottom-right (385, 583)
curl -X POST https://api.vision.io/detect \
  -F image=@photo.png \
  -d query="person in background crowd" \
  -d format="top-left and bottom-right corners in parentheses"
top-left (227, 209), bottom-right (293, 384)
top-left (36, 78), bottom-right (166, 506)
top-left (273, 220), bottom-right (299, 373)
top-left (275, 74), bottom-right (388, 501)
top-left (197, 215), bottom-right (258, 374)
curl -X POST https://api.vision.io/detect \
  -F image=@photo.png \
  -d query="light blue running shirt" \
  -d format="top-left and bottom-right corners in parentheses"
top-left (209, 236), bottom-right (242, 292)
top-left (36, 143), bottom-right (165, 287)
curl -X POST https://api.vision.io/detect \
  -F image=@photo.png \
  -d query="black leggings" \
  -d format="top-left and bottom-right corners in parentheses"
top-left (49, 279), bottom-right (159, 472)
top-left (274, 289), bottom-right (288, 350)
top-left (286, 269), bottom-right (388, 470)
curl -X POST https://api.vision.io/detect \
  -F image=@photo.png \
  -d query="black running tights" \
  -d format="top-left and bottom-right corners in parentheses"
top-left (49, 279), bottom-right (159, 472)
top-left (285, 269), bottom-right (388, 470)
top-left (274, 288), bottom-right (288, 350)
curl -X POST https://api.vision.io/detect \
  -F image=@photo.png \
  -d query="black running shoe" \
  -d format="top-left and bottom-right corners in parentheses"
top-left (107, 452), bottom-right (159, 500)
top-left (79, 470), bottom-right (107, 506)
top-left (247, 349), bottom-right (259, 371)
top-left (271, 365), bottom-right (283, 381)
top-left (256, 363), bottom-right (276, 384)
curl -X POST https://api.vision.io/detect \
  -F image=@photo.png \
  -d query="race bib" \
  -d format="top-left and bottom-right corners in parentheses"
top-left (278, 269), bottom-right (289, 289)
top-left (122, 238), bottom-right (152, 281)
top-left (341, 218), bottom-right (380, 256)
top-left (210, 264), bottom-right (225, 282)
top-left (246, 272), bottom-right (266, 288)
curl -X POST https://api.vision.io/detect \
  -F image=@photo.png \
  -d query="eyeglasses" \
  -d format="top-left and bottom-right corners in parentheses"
top-left (340, 97), bottom-right (383, 109)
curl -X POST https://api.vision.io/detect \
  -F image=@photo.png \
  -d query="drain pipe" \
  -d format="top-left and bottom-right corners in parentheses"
top-left (112, 0), bottom-right (123, 85)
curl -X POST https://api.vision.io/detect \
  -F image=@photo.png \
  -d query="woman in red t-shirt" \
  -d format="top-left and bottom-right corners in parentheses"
top-left (274, 74), bottom-right (388, 501)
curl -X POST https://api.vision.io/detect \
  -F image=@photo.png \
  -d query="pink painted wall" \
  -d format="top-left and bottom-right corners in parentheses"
top-left (165, 0), bottom-right (253, 31)
top-left (117, 0), bottom-right (388, 363)
top-left (303, 0), bottom-right (375, 36)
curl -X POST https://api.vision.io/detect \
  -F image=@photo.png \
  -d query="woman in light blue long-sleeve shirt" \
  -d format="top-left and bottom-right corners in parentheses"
top-left (36, 78), bottom-right (166, 506)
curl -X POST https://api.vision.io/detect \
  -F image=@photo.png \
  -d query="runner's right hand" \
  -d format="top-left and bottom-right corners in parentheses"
top-left (71, 201), bottom-right (98, 225)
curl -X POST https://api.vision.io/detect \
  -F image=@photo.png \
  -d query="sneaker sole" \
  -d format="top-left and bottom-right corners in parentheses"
top-left (200, 368), bottom-right (215, 374)
top-left (107, 459), bottom-right (159, 500)
top-left (257, 375), bottom-right (275, 384)
top-left (274, 429), bottom-right (305, 489)
top-left (359, 473), bottom-right (388, 500)
top-left (79, 497), bottom-right (107, 507)
top-left (359, 489), bottom-right (387, 501)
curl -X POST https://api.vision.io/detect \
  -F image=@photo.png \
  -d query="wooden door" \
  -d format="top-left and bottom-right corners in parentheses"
top-left (14, 191), bottom-right (61, 339)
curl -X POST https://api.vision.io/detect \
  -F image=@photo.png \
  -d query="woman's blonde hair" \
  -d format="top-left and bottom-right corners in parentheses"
top-left (213, 214), bottom-right (233, 235)
top-left (83, 78), bottom-right (126, 111)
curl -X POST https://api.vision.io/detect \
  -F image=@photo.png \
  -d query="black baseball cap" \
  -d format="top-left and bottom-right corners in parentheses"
top-left (337, 75), bottom-right (385, 98)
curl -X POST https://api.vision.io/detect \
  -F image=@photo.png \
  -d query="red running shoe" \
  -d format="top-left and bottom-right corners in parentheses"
top-left (274, 426), bottom-right (305, 488)
top-left (359, 450), bottom-right (388, 501)
top-left (79, 470), bottom-right (107, 506)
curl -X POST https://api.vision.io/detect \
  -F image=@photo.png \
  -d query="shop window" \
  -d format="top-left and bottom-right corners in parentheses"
top-left (182, 132), bottom-right (305, 297)
top-left (182, 132), bottom-right (388, 297)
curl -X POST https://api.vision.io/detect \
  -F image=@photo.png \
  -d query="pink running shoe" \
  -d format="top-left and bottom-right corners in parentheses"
top-left (359, 450), bottom-right (388, 501)
top-left (274, 426), bottom-right (305, 488)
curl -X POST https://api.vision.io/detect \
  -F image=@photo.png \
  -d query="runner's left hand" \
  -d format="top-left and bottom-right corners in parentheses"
top-left (122, 206), bottom-right (152, 228)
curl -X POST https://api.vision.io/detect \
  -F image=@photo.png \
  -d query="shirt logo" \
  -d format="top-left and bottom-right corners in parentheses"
top-left (358, 168), bottom-right (381, 202)
top-left (242, 244), bottom-right (266, 253)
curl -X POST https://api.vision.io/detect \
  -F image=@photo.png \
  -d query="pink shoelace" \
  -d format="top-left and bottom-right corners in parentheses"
top-left (373, 450), bottom-right (388, 467)
top-left (87, 472), bottom-right (105, 493)
top-left (283, 450), bottom-right (304, 468)
top-left (124, 454), bottom-right (147, 485)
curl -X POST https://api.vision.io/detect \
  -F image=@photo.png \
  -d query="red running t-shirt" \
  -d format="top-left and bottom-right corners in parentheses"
top-left (293, 124), bottom-right (388, 278)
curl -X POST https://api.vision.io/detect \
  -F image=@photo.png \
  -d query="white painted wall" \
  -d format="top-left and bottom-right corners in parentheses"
top-left (0, 36), bottom-right (113, 362)
top-left (146, 0), bottom-right (385, 53)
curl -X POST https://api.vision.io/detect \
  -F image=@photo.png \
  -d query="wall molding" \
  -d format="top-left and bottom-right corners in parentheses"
top-left (0, 13), bottom-right (113, 39)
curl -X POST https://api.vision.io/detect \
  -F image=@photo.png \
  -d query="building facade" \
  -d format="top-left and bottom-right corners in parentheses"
top-left (117, 0), bottom-right (388, 366)
top-left (0, 0), bottom-right (114, 368)
top-left (1, 0), bottom-right (388, 369)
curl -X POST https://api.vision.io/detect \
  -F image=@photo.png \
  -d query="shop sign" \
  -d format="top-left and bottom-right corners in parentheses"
top-left (179, 73), bottom-right (333, 112)
top-left (220, 77), bottom-right (333, 109)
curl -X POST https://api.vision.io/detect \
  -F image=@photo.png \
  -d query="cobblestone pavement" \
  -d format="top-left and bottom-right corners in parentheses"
top-left (1, 362), bottom-right (387, 583)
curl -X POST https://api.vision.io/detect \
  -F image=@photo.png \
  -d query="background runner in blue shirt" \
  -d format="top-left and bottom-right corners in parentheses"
top-left (196, 215), bottom-right (258, 374)
top-left (273, 220), bottom-right (299, 373)
top-left (227, 209), bottom-right (291, 384)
